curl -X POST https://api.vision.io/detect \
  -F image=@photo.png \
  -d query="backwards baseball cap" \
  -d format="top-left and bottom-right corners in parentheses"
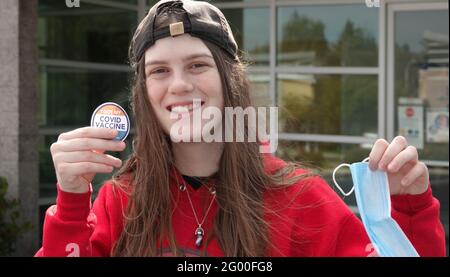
top-left (131, 0), bottom-right (238, 65)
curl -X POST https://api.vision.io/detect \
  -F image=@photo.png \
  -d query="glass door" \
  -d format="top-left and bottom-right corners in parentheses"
top-left (387, 2), bottom-right (449, 254)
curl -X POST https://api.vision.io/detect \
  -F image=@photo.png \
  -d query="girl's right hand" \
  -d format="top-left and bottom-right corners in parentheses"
top-left (50, 127), bottom-right (126, 194)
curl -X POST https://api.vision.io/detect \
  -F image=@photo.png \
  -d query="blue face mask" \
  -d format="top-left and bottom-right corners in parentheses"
top-left (332, 159), bottom-right (419, 257)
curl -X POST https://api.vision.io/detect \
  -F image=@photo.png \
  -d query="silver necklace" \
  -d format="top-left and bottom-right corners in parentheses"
top-left (179, 183), bottom-right (216, 248)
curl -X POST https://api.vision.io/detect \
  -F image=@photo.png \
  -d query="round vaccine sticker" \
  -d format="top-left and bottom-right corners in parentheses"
top-left (91, 102), bottom-right (130, 141)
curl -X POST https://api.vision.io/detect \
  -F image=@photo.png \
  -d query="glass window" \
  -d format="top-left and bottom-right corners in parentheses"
top-left (39, 135), bottom-right (58, 195)
top-left (277, 140), bottom-right (369, 171)
top-left (39, 0), bottom-right (137, 64)
top-left (109, 0), bottom-right (137, 4)
top-left (248, 74), bottom-right (271, 107)
top-left (392, 9), bottom-right (448, 252)
top-left (222, 8), bottom-right (270, 66)
top-left (277, 5), bottom-right (378, 67)
top-left (277, 74), bottom-right (378, 136)
top-left (37, 0), bottom-right (138, 231)
top-left (277, 140), bottom-right (450, 229)
top-left (39, 66), bottom-right (132, 128)
top-left (276, 140), bottom-right (372, 208)
top-left (39, 204), bottom-right (51, 246)
top-left (210, 0), bottom-right (265, 2)
top-left (394, 10), bottom-right (449, 162)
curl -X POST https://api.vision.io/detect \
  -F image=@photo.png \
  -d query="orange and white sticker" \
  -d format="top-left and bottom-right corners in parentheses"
top-left (91, 102), bottom-right (130, 141)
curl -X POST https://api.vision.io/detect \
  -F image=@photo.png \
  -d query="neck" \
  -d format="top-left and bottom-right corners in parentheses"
top-left (172, 142), bottom-right (223, 177)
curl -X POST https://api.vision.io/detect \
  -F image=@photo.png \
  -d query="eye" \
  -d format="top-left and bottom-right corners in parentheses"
top-left (191, 63), bottom-right (206, 68)
top-left (150, 68), bottom-right (169, 75)
top-left (189, 63), bottom-right (209, 72)
top-left (147, 67), bottom-right (170, 78)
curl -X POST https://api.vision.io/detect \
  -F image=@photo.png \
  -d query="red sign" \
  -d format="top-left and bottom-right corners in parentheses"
top-left (405, 107), bottom-right (415, 117)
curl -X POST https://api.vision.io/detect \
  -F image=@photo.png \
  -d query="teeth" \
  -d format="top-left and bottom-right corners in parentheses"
top-left (171, 106), bottom-right (189, 113)
top-left (170, 102), bottom-right (203, 113)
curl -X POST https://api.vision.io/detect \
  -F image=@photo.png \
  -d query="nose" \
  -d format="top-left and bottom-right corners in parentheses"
top-left (168, 70), bottom-right (194, 95)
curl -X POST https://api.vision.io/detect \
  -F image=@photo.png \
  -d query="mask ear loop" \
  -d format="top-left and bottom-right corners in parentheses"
top-left (362, 157), bottom-right (370, 163)
top-left (332, 163), bottom-right (354, 197)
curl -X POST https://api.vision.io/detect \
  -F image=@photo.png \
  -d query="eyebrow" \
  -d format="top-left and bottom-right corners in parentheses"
top-left (144, 53), bottom-right (213, 67)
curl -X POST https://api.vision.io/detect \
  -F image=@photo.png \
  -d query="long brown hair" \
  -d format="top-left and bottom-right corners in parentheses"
top-left (111, 5), bottom-right (309, 257)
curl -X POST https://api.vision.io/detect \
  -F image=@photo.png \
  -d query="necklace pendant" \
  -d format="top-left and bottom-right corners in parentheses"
top-left (195, 227), bottom-right (204, 248)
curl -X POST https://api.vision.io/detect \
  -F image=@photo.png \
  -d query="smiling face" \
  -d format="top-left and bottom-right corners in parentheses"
top-left (144, 34), bottom-right (224, 141)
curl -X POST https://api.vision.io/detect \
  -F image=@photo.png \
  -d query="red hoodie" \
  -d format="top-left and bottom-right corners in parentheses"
top-left (35, 155), bottom-right (446, 257)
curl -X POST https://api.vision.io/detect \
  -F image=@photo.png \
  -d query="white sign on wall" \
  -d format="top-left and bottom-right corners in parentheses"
top-left (426, 109), bottom-right (449, 143)
top-left (398, 98), bottom-right (424, 149)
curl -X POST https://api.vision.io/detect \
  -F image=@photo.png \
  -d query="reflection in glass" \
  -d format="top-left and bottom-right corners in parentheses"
top-left (210, 0), bottom-right (263, 2)
top-left (148, 0), bottom-right (160, 6)
top-left (393, 9), bottom-right (449, 253)
top-left (277, 140), bottom-right (372, 207)
top-left (222, 8), bottom-right (270, 65)
top-left (38, 0), bottom-right (137, 64)
top-left (108, 0), bottom-right (137, 4)
top-left (278, 74), bottom-right (377, 136)
top-left (39, 66), bottom-right (132, 128)
top-left (277, 140), bottom-right (369, 169)
top-left (277, 5), bottom-right (378, 66)
top-left (248, 74), bottom-right (271, 107)
top-left (394, 10), bottom-right (449, 162)
top-left (39, 135), bottom-right (58, 190)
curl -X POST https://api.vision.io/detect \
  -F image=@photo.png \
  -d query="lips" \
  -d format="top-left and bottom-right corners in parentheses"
top-left (166, 100), bottom-right (205, 113)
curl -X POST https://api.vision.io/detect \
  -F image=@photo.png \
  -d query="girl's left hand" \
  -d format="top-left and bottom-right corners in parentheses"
top-left (368, 136), bottom-right (429, 195)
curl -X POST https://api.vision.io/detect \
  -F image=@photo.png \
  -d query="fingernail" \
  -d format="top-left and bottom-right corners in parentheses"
top-left (110, 129), bottom-right (118, 136)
